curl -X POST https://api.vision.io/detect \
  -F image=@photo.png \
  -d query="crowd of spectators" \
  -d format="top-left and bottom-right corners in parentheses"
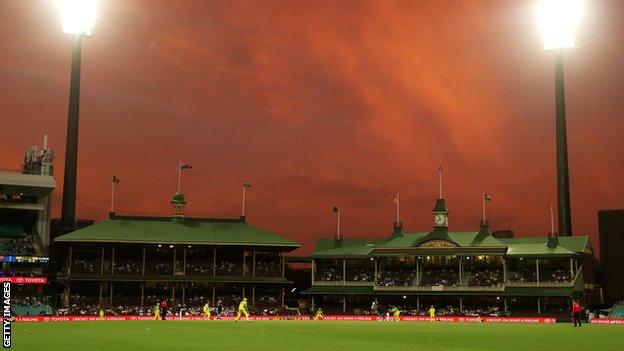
top-left (420, 268), bottom-right (459, 286)
top-left (72, 259), bottom-right (99, 274)
top-left (146, 262), bottom-right (172, 274)
top-left (114, 260), bottom-right (142, 274)
top-left (346, 267), bottom-right (374, 282)
top-left (315, 267), bottom-right (342, 281)
top-left (467, 269), bottom-right (503, 286)
top-left (0, 236), bottom-right (36, 256)
top-left (507, 268), bottom-right (537, 282)
top-left (255, 260), bottom-right (280, 277)
top-left (543, 269), bottom-right (573, 282)
top-left (186, 260), bottom-right (214, 274)
top-left (377, 268), bottom-right (416, 286)
top-left (216, 261), bottom-right (242, 275)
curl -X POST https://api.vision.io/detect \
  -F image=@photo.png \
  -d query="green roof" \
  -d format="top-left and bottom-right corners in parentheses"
top-left (55, 216), bottom-right (299, 249)
top-left (313, 229), bottom-right (590, 258)
top-left (311, 239), bottom-right (386, 258)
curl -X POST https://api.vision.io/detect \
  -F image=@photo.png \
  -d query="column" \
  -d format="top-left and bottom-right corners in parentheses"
top-left (343, 259), bottom-right (346, 284)
top-left (242, 286), bottom-right (246, 299)
top-left (282, 252), bottom-right (286, 278)
top-left (100, 246), bottom-right (104, 275)
top-left (172, 283), bottom-right (176, 303)
top-left (243, 250), bottom-right (246, 277)
top-left (213, 248), bottom-right (217, 276)
top-left (142, 245), bottom-right (146, 275)
top-left (172, 246), bottom-right (177, 276)
top-left (183, 247), bottom-right (187, 276)
top-left (98, 283), bottom-right (103, 306)
top-left (212, 285), bottom-right (216, 306)
top-left (182, 285), bottom-right (186, 304)
top-left (537, 297), bottom-right (541, 314)
top-left (458, 257), bottom-right (462, 285)
top-left (503, 260), bottom-right (507, 282)
top-left (311, 297), bottom-right (315, 312)
top-left (281, 287), bottom-right (285, 307)
top-left (312, 259), bottom-right (316, 283)
top-left (342, 296), bottom-right (346, 313)
top-left (141, 284), bottom-right (145, 307)
top-left (417, 297), bottom-right (420, 312)
top-left (68, 246), bottom-right (73, 274)
top-left (536, 259), bottom-right (540, 285)
top-left (459, 297), bottom-right (463, 312)
top-left (109, 284), bottom-right (114, 306)
top-left (252, 286), bottom-right (256, 306)
top-left (416, 258), bottom-right (419, 285)
top-left (252, 250), bottom-right (256, 277)
top-left (504, 298), bottom-right (508, 312)
top-left (570, 258), bottom-right (574, 279)
top-left (111, 246), bottom-right (115, 274)
top-left (374, 259), bottom-right (377, 285)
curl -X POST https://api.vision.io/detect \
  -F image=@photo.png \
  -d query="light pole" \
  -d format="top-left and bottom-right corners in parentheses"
top-left (58, 0), bottom-right (97, 228)
top-left (537, 0), bottom-right (583, 237)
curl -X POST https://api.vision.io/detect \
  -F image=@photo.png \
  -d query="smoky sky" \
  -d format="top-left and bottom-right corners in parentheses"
top-left (1, 0), bottom-right (622, 255)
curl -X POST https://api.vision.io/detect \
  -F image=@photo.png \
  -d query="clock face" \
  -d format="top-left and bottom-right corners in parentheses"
top-left (434, 214), bottom-right (447, 226)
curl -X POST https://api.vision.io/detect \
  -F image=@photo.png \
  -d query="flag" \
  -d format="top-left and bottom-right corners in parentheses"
top-left (484, 193), bottom-right (492, 202)
top-left (112, 175), bottom-right (120, 184)
top-left (243, 182), bottom-right (252, 188)
top-left (332, 207), bottom-right (340, 213)
top-left (393, 194), bottom-right (399, 203)
top-left (438, 165), bottom-right (443, 173)
top-left (180, 163), bottom-right (193, 170)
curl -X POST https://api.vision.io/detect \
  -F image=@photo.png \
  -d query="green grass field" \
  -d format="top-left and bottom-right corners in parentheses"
top-left (10, 320), bottom-right (624, 351)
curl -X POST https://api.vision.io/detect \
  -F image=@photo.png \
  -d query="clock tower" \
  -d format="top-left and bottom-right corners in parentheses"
top-left (432, 198), bottom-right (448, 229)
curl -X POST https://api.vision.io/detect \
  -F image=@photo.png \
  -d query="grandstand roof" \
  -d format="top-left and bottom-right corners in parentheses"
top-left (0, 171), bottom-right (55, 196)
top-left (54, 215), bottom-right (299, 249)
top-left (312, 229), bottom-right (591, 258)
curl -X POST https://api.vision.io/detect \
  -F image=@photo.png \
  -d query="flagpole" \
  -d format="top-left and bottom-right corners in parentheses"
top-left (337, 209), bottom-right (341, 240)
top-left (482, 191), bottom-right (486, 221)
top-left (242, 184), bottom-right (247, 217)
top-left (550, 203), bottom-right (555, 237)
top-left (111, 180), bottom-right (115, 213)
top-left (177, 160), bottom-right (181, 193)
top-left (438, 166), bottom-right (443, 199)
top-left (396, 194), bottom-right (400, 223)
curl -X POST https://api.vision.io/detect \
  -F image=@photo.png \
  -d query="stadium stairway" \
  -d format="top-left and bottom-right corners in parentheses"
top-left (608, 301), bottom-right (624, 318)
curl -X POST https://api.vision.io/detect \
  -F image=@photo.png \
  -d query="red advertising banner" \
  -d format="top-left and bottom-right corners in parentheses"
top-left (591, 318), bottom-right (624, 325)
top-left (0, 277), bottom-right (47, 284)
top-left (15, 315), bottom-right (557, 323)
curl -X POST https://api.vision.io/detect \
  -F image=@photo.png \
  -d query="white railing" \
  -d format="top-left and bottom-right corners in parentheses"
top-left (374, 285), bottom-right (505, 292)
top-left (313, 281), bottom-right (374, 287)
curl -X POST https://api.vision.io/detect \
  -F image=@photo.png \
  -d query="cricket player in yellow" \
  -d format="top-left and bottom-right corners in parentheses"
top-left (235, 297), bottom-right (250, 322)
top-left (391, 306), bottom-right (400, 321)
top-left (203, 301), bottom-right (211, 319)
top-left (429, 306), bottom-right (436, 321)
top-left (314, 308), bottom-right (324, 320)
top-left (154, 303), bottom-right (160, 320)
top-left (98, 307), bottom-right (105, 319)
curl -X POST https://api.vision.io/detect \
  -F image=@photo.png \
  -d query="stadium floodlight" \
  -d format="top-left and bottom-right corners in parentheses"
top-left (536, 0), bottom-right (582, 237)
top-left (59, 0), bottom-right (97, 35)
top-left (537, 0), bottom-right (583, 50)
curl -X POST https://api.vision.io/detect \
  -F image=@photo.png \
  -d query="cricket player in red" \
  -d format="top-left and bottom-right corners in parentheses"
top-left (571, 299), bottom-right (582, 328)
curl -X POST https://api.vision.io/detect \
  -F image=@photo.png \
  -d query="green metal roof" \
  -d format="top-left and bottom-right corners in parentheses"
top-left (311, 239), bottom-right (386, 258)
top-left (55, 216), bottom-right (299, 249)
top-left (313, 229), bottom-right (590, 258)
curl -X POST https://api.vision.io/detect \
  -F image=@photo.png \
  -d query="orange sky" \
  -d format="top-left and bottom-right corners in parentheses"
top-left (0, 0), bottom-right (622, 255)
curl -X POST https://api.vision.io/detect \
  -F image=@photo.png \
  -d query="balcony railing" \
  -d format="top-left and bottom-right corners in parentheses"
top-left (313, 280), bottom-right (374, 287)
top-left (374, 285), bottom-right (505, 292)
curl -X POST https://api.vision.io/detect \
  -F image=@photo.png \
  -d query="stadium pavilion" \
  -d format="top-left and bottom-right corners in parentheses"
top-left (303, 196), bottom-right (594, 317)
top-left (54, 192), bottom-right (299, 316)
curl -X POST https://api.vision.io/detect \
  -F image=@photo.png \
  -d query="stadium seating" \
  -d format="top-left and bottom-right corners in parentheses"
top-left (0, 235), bottom-right (36, 255)
top-left (0, 223), bottom-right (24, 238)
top-left (608, 301), bottom-right (624, 318)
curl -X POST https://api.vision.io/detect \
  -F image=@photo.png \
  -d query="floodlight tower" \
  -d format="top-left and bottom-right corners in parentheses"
top-left (58, 0), bottom-right (97, 228)
top-left (537, 0), bottom-right (583, 237)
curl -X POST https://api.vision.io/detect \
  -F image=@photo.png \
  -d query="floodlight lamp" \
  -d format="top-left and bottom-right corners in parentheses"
top-left (59, 0), bottom-right (97, 35)
top-left (537, 0), bottom-right (583, 50)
